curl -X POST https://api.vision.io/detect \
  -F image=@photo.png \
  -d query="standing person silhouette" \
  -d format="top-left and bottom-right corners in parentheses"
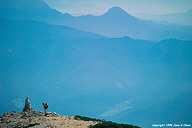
top-left (42, 103), bottom-right (48, 116)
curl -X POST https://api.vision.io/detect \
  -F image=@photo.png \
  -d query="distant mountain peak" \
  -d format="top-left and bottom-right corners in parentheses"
top-left (104, 6), bottom-right (130, 16)
top-left (109, 6), bottom-right (125, 11)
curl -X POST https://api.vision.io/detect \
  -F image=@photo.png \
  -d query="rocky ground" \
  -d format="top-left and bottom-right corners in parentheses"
top-left (0, 110), bottom-right (98, 128)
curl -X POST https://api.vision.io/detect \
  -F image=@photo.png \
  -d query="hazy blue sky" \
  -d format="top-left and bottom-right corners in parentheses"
top-left (43, 0), bottom-right (192, 16)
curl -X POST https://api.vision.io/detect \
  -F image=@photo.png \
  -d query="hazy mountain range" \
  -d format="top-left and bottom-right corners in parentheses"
top-left (0, 0), bottom-right (192, 127)
top-left (0, 0), bottom-right (192, 41)
top-left (136, 8), bottom-right (192, 26)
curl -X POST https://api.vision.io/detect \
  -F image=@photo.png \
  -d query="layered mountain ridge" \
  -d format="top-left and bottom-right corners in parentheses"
top-left (0, 0), bottom-right (192, 41)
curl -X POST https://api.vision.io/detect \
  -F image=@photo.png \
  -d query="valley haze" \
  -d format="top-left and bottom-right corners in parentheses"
top-left (0, 0), bottom-right (192, 128)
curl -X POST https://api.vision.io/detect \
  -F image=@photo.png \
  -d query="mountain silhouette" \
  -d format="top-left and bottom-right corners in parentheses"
top-left (138, 8), bottom-right (192, 26)
top-left (0, 0), bottom-right (192, 41)
top-left (102, 6), bottom-right (133, 17)
top-left (0, 19), bottom-right (105, 40)
top-left (0, 0), bottom-right (72, 22)
top-left (61, 6), bottom-right (192, 41)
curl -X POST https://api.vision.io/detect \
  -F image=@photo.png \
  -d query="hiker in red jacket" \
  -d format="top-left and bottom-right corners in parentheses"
top-left (42, 103), bottom-right (48, 116)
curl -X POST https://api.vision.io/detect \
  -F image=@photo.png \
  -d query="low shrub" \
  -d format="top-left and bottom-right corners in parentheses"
top-left (74, 115), bottom-right (141, 128)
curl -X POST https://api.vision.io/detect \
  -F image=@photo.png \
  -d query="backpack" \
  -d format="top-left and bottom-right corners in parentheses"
top-left (45, 103), bottom-right (48, 109)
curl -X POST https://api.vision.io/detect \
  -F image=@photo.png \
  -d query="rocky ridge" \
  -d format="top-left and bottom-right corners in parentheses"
top-left (0, 97), bottom-right (98, 128)
top-left (0, 98), bottom-right (140, 128)
top-left (0, 110), bottom-right (98, 128)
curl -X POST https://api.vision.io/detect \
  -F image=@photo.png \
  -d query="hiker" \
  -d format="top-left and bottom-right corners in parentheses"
top-left (42, 103), bottom-right (48, 116)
